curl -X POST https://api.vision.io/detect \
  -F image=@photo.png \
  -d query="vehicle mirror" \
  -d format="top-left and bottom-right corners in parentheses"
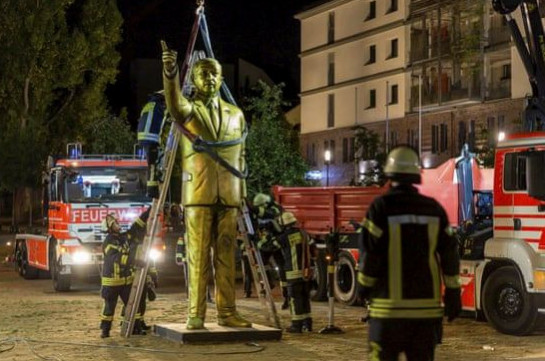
top-left (527, 151), bottom-right (545, 200)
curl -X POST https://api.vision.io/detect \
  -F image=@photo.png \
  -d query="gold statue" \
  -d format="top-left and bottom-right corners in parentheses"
top-left (161, 41), bottom-right (251, 330)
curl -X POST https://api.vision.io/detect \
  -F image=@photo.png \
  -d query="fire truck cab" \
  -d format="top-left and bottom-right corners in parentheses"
top-left (14, 143), bottom-right (164, 291)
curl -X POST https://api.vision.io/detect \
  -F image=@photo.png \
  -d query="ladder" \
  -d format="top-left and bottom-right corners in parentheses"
top-left (238, 203), bottom-right (282, 329)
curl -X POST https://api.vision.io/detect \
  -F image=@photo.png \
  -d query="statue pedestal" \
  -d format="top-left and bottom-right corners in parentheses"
top-left (154, 323), bottom-right (282, 344)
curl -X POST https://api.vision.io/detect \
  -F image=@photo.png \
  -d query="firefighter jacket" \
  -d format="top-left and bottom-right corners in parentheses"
top-left (266, 225), bottom-right (312, 282)
top-left (255, 202), bottom-right (282, 234)
top-left (137, 92), bottom-right (168, 146)
top-left (101, 217), bottom-right (147, 287)
top-left (357, 184), bottom-right (461, 320)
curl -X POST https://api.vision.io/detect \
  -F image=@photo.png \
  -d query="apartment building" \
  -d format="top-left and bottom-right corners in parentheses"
top-left (296, 0), bottom-right (531, 185)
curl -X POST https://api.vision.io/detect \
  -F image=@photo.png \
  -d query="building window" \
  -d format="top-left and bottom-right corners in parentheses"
top-left (328, 12), bottom-right (335, 44)
top-left (328, 94), bottom-right (335, 128)
top-left (342, 138), bottom-right (349, 163)
top-left (440, 124), bottom-right (448, 152)
top-left (388, 39), bottom-right (398, 59)
top-left (366, 44), bottom-right (376, 65)
top-left (458, 121), bottom-right (467, 151)
top-left (389, 84), bottom-right (398, 104)
top-left (407, 129), bottom-right (417, 150)
top-left (367, 89), bottom-right (376, 109)
top-left (487, 116), bottom-right (496, 147)
top-left (365, 1), bottom-right (376, 21)
top-left (311, 143), bottom-right (316, 166)
top-left (329, 140), bottom-right (336, 164)
top-left (498, 114), bottom-right (505, 132)
top-left (328, 53), bottom-right (335, 85)
top-left (387, 0), bottom-right (398, 13)
top-left (350, 137), bottom-right (355, 161)
top-left (390, 130), bottom-right (398, 148)
top-left (501, 64), bottom-right (511, 80)
top-left (432, 125), bottom-right (439, 154)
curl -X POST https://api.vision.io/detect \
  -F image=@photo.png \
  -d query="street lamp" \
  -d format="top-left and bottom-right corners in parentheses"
top-left (324, 149), bottom-right (331, 187)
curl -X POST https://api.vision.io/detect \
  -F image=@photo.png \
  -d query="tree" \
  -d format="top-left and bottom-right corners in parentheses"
top-left (353, 126), bottom-right (384, 162)
top-left (81, 112), bottom-right (135, 155)
top-left (0, 0), bottom-right (123, 225)
top-left (243, 81), bottom-right (310, 197)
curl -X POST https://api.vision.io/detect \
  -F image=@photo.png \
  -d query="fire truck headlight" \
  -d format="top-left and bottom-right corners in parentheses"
top-left (73, 250), bottom-right (92, 264)
top-left (148, 248), bottom-right (161, 262)
top-left (533, 270), bottom-right (545, 291)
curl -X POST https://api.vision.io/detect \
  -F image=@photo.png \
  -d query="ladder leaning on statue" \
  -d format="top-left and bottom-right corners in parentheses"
top-left (121, 0), bottom-right (280, 337)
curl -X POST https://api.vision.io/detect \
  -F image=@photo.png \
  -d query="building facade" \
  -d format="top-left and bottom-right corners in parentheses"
top-left (296, 0), bottom-right (532, 185)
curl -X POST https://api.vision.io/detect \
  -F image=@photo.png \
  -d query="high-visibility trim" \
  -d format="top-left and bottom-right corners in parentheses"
top-left (101, 277), bottom-right (133, 286)
top-left (105, 244), bottom-right (120, 253)
top-left (121, 254), bottom-right (128, 265)
top-left (286, 270), bottom-right (304, 280)
top-left (371, 298), bottom-right (441, 308)
top-left (370, 342), bottom-right (382, 361)
top-left (280, 281), bottom-right (287, 287)
top-left (363, 218), bottom-right (383, 238)
top-left (369, 307), bottom-right (443, 319)
top-left (444, 274), bottom-right (461, 289)
top-left (177, 238), bottom-right (185, 245)
top-left (358, 272), bottom-right (377, 287)
top-left (327, 265), bottom-right (335, 274)
top-left (100, 314), bottom-right (114, 321)
top-left (428, 220), bottom-right (440, 300)
top-left (135, 218), bottom-right (145, 227)
top-left (257, 237), bottom-right (267, 249)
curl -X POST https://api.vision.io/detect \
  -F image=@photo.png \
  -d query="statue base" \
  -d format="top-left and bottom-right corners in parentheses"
top-left (153, 323), bottom-right (282, 344)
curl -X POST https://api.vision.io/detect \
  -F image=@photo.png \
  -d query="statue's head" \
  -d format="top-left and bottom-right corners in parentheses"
top-left (192, 58), bottom-right (223, 97)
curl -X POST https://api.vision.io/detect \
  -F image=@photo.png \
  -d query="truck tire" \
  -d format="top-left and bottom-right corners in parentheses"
top-left (17, 241), bottom-right (39, 280)
top-left (310, 251), bottom-right (327, 302)
top-left (51, 248), bottom-right (71, 292)
top-left (482, 265), bottom-right (538, 335)
top-left (334, 251), bottom-right (359, 306)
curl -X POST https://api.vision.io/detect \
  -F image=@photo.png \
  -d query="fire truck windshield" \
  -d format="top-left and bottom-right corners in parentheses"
top-left (65, 167), bottom-right (149, 203)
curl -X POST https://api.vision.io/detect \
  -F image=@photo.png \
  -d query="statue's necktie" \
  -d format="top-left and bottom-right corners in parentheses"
top-left (208, 102), bottom-right (221, 135)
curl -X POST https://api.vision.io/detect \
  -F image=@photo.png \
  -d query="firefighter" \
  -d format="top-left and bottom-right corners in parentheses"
top-left (252, 193), bottom-right (289, 309)
top-left (356, 146), bottom-right (462, 361)
top-left (137, 91), bottom-right (169, 199)
top-left (237, 237), bottom-right (253, 298)
top-left (99, 210), bottom-right (149, 338)
top-left (262, 211), bottom-right (313, 333)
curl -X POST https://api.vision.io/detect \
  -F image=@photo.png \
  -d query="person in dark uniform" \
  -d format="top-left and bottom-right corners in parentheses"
top-left (357, 146), bottom-right (462, 361)
top-left (261, 211), bottom-right (313, 333)
top-left (99, 209), bottom-right (149, 338)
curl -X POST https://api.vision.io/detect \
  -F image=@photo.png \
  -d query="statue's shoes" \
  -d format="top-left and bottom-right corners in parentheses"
top-left (217, 313), bottom-right (252, 328)
top-left (186, 316), bottom-right (205, 330)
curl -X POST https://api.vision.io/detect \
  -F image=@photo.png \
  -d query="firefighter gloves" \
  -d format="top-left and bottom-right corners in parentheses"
top-left (443, 287), bottom-right (462, 322)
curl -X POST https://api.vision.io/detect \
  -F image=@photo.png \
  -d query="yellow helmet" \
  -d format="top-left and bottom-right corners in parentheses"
top-left (253, 193), bottom-right (271, 207)
top-left (281, 212), bottom-right (297, 226)
top-left (101, 213), bottom-right (118, 232)
top-left (383, 146), bottom-right (421, 184)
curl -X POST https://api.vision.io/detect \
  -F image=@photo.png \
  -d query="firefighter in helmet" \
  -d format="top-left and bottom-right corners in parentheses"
top-left (261, 211), bottom-right (313, 333)
top-left (357, 146), bottom-right (461, 360)
top-left (252, 193), bottom-right (289, 309)
top-left (99, 209), bottom-right (149, 338)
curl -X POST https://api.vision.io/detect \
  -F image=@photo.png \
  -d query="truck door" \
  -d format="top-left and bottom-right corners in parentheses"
top-left (493, 150), bottom-right (517, 240)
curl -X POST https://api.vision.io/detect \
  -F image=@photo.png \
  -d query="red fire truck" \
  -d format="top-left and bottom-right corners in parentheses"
top-left (13, 143), bottom-right (165, 291)
top-left (275, 135), bottom-right (545, 335)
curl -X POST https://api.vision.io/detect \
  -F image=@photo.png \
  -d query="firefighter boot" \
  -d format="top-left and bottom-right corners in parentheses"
top-left (141, 320), bottom-right (152, 331)
top-left (100, 320), bottom-right (111, 338)
top-left (132, 320), bottom-right (147, 335)
top-left (286, 320), bottom-right (303, 333)
top-left (303, 317), bottom-right (313, 332)
top-left (281, 287), bottom-right (289, 310)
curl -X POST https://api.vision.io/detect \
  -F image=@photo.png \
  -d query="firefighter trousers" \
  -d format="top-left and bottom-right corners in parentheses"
top-left (100, 284), bottom-right (137, 325)
top-left (287, 280), bottom-right (311, 321)
top-left (367, 318), bottom-right (442, 361)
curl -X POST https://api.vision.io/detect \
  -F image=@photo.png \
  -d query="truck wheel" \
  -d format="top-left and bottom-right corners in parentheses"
top-left (482, 266), bottom-right (538, 335)
top-left (334, 251), bottom-right (359, 306)
top-left (51, 249), bottom-right (71, 292)
top-left (310, 251), bottom-right (327, 301)
top-left (17, 242), bottom-right (39, 280)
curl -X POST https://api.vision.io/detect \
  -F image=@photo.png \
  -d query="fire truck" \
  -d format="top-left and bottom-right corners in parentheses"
top-left (274, 136), bottom-right (545, 335)
top-left (13, 143), bottom-right (165, 291)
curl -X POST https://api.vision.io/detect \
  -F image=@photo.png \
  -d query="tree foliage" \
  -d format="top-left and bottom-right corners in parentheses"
top-left (81, 112), bottom-right (135, 155)
top-left (0, 0), bottom-right (123, 191)
top-left (353, 126), bottom-right (384, 162)
top-left (243, 81), bottom-right (310, 198)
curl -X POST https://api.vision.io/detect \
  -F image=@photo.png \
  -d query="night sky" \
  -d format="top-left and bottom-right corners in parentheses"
top-left (110, 0), bottom-right (313, 123)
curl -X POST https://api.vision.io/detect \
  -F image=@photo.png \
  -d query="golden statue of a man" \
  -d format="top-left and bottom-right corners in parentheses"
top-left (161, 41), bottom-right (251, 330)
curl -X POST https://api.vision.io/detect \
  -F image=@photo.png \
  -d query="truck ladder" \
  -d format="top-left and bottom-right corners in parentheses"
top-left (238, 203), bottom-right (282, 329)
